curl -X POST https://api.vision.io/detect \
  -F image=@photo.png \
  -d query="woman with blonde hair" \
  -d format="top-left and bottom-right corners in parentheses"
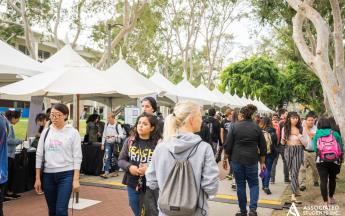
top-left (146, 101), bottom-right (219, 216)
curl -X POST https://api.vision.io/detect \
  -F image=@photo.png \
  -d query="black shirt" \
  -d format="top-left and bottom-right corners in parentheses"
top-left (221, 119), bottom-right (232, 141)
top-left (224, 120), bottom-right (267, 165)
top-left (206, 117), bottom-right (221, 145)
top-left (118, 137), bottom-right (156, 189)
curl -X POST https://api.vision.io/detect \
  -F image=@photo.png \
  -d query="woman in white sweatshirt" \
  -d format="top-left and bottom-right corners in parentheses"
top-left (34, 104), bottom-right (82, 216)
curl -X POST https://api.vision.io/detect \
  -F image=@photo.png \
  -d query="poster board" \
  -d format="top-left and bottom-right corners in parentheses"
top-left (124, 107), bottom-right (140, 125)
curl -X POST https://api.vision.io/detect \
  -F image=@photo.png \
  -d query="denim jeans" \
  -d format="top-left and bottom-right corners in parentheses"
top-left (43, 170), bottom-right (74, 216)
top-left (127, 186), bottom-right (140, 216)
top-left (103, 142), bottom-right (119, 173)
top-left (231, 161), bottom-right (259, 214)
top-left (262, 153), bottom-right (275, 188)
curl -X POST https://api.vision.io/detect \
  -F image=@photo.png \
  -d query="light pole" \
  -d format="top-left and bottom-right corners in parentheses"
top-left (107, 23), bottom-right (123, 68)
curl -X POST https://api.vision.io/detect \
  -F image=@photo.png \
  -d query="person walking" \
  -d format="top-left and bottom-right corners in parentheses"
top-left (34, 104), bottom-right (82, 216)
top-left (4, 110), bottom-right (22, 200)
top-left (313, 117), bottom-right (343, 205)
top-left (85, 114), bottom-right (100, 144)
top-left (299, 112), bottom-right (319, 191)
top-left (259, 117), bottom-right (277, 195)
top-left (118, 112), bottom-right (162, 216)
top-left (0, 113), bottom-right (8, 216)
top-left (224, 104), bottom-right (266, 216)
top-left (100, 112), bottom-right (125, 178)
top-left (271, 110), bottom-right (290, 184)
top-left (206, 108), bottom-right (222, 157)
top-left (146, 101), bottom-right (219, 216)
top-left (281, 112), bottom-right (307, 203)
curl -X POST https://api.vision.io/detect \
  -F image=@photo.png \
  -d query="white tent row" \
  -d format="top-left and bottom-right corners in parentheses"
top-left (0, 42), bottom-right (273, 113)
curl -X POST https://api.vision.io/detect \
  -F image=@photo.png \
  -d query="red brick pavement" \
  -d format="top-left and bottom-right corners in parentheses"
top-left (4, 186), bottom-right (132, 216)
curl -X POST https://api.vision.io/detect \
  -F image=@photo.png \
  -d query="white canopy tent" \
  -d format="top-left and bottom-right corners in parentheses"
top-left (224, 92), bottom-right (242, 108)
top-left (149, 72), bottom-right (182, 102)
top-left (175, 79), bottom-right (210, 105)
top-left (211, 88), bottom-right (228, 107)
top-left (0, 40), bottom-right (46, 77)
top-left (196, 84), bottom-right (223, 107)
top-left (103, 60), bottom-right (164, 98)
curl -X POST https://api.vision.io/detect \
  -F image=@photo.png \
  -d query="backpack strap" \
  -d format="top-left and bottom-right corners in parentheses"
top-left (187, 140), bottom-right (202, 160)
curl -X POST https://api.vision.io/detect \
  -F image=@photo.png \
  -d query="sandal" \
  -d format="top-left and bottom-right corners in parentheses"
top-left (100, 173), bottom-right (109, 179)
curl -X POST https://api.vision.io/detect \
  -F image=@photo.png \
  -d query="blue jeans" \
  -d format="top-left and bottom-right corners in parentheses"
top-left (127, 186), bottom-right (140, 216)
top-left (103, 142), bottom-right (119, 172)
top-left (262, 153), bottom-right (275, 188)
top-left (43, 170), bottom-right (73, 216)
top-left (231, 161), bottom-right (259, 214)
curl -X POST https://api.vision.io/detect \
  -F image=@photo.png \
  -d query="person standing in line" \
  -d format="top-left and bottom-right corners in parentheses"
top-left (0, 113), bottom-right (8, 216)
top-left (118, 112), bottom-right (162, 216)
top-left (4, 110), bottom-right (22, 200)
top-left (299, 112), bottom-right (318, 191)
top-left (34, 104), bottom-right (82, 216)
top-left (313, 117), bottom-right (343, 205)
top-left (100, 112), bottom-right (125, 178)
top-left (206, 108), bottom-right (222, 156)
top-left (281, 112), bottom-right (308, 203)
top-left (141, 97), bottom-right (164, 136)
top-left (259, 117), bottom-right (277, 195)
top-left (223, 110), bottom-right (238, 190)
top-left (271, 109), bottom-right (290, 184)
top-left (85, 114), bottom-right (100, 144)
top-left (146, 101), bottom-right (219, 216)
top-left (224, 104), bottom-right (266, 216)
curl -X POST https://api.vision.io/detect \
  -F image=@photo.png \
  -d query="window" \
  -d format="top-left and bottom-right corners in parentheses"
top-left (38, 49), bottom-right (50, 60)
top-left (18, 45), bottom-right (29, 55)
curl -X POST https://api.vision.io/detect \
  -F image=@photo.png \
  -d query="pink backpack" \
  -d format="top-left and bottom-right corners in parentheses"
top-left (317, 131), bottom-right (342, 162)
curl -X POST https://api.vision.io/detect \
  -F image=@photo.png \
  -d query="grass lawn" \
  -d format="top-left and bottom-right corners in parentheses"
top-left (272, 165), bottom-right (345, 216)
top-left (13, 119), bottom-right (87, 140)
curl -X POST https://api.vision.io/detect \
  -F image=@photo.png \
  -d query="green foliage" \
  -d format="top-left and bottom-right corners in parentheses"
top-left (250, 0), bottom-right (332, 113)
top-left (284, 61), bottom-right (324, 113)
top-left (220, 56), bottom-right (287, 109)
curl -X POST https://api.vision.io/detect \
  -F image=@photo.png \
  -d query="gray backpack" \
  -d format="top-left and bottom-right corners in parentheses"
top-left (158, 141), bottom-right (203, 216)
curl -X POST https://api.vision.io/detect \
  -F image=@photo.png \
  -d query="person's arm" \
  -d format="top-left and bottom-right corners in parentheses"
top-left (220, 128), bottom-right (225, 145)
top-left (118, 139), bottom-right (132, 171)
top-left (201, 144), bottom-right (219, 198)
top-left (258, 129), bottom-right (266, 171)
top-left (34, 128), bottom-right (48, 193)
top-left (224, 125), bottom-right (234, 159)
top-left (145, 147), bottom-right (159, 190)
top-left (7, 126), bottom-right (21, 146)
top-left (72, 131), bottom-right (82, 192)
top-left (281, 127), bottom-right (286, 145)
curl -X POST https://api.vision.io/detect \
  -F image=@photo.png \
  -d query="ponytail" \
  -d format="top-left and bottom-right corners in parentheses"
top-left (163, 101), bottom-right (201, 140)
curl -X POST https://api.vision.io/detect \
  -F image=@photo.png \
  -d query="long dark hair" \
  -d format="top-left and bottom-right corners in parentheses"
top-left (231, 110), bottom-right (238, 123)
top-left (329, 117), bottom-right (341, 134)
top-left (259, 117), bottom-right (273, 130)
top-left (317, 116), bottom-right (331, 129)
top-left (284, 112), bottom-right (302, 140)
top-left (5, 110), bottom-right (21, 120)
top-left (130, 112), bottom-right (162, 146)
top-left (86, 114), bottom-right (99, 123)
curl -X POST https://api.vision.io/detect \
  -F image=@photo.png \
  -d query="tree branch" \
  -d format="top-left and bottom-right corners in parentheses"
top-left (71, 0), bottom-right (86, 48)
top-left (53, 0), bottom-right (63, 49)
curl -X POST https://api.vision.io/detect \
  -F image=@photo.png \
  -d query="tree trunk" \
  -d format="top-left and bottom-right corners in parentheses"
top-left (287, 0), bottom-right (345, 142)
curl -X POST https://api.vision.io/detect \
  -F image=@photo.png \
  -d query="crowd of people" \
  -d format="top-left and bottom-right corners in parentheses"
top-left (0, 97), bottom-right (343, 216)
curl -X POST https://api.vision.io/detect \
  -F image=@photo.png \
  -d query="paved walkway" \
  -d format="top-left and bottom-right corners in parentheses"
top-left (3, 159), bottom-right (288, 216)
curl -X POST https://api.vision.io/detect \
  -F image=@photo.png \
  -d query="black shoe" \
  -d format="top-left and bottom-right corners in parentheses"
top-left (314, 182), bottom-right (319, 187)
top-left (300, 186), bottom-right (306, 191)
top-left (235, 212), bottom-right (247, 216)
top-left (7, 193), bottom-right (21, 199)
top-left (248, 209), bottom-right (258, 216)
top-left (263, 188), bottom-right (272, 195)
